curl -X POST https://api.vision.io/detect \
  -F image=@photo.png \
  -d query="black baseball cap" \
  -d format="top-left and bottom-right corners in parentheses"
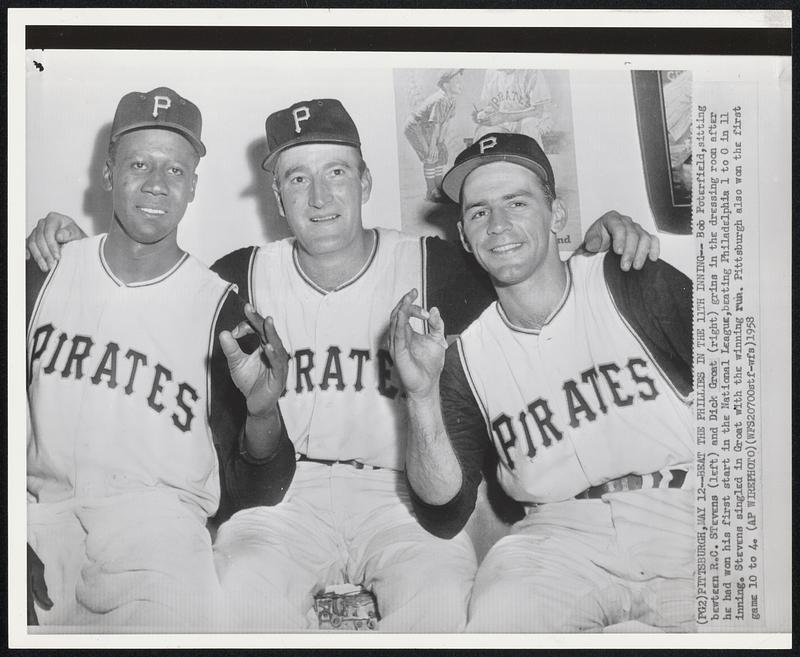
top-left (262, 98), bottom-right (361, 171)
top-left (110, 87), bottom-right (206, 157)
top-left (441, 132), bottom-right (555, 203)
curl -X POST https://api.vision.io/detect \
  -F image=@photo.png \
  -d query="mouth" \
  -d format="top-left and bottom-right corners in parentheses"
top-left (309, 214), bottom-right (338, 224)
top-left (490, 242), bottom-right (524, 255)
top-left (138, 207), bottom-right (167, 217)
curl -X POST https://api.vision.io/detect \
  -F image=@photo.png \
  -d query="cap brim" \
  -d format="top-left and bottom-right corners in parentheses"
top-left (111, 123), bottom-right (206, 157)
top-left (441, 154), bottom-right (550, 203)
top-left (261, 135), bottom-right (361, 171)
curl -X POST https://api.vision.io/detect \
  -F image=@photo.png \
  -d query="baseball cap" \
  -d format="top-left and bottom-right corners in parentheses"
top-left (262, 98), bottom-right (361, 171)
top-left (441, 132), bottom-right (555, 203)
top-left (437, 68), bottom-right (464, 89)
top-left (110, 87), bottom-right (206, 157)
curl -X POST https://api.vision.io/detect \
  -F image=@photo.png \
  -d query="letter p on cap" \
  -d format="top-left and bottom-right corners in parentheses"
top-left (292, 106), bottom-right (311, 133)
top-left (479, 136), bottom-right (497, 154)
top-left (152, 95), bottom-right (172, 118)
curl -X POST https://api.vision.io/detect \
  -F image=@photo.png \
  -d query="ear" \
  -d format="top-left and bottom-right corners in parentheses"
top-left (102, 160), bottom-right (114, 192)
top-left (360, 166), bottom-right (373, 205)
top-left (188, 173), bottom-right (198, 203)
top-left (549, 198), bottom-right (568, 233)
top-left (271, 177), bottom-right (286, 218)
top-left (457, 220), bottom-right (473, 253)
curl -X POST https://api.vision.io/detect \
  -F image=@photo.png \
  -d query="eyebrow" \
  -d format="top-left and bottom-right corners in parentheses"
top-left (279, 159), bottom-right (354, 180)
top-left (464, 189), bottom-right (531, 212)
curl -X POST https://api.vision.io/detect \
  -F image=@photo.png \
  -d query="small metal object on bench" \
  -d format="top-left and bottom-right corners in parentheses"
top-left (314, 584), bottom-right (380, 630)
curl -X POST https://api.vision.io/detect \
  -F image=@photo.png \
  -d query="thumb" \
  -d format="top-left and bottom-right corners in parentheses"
top-left (219, 330), bottom-right (244, 363)
top-left (584, 229), bottom-right (608, 253)
top-left (57, 226), bottom-right (81, 243)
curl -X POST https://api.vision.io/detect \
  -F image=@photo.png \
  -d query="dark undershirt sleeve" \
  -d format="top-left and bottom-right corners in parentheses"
top-left (603, 252), bottom-right (693, 397)
top-left (26, 258), bottom-right (50, 326)
top-left (407, 342), bottom-right (491, 539)
top-left (208, 261), bottom-right (296, 524)
top-left (424, 237), bottom-right (496, 336)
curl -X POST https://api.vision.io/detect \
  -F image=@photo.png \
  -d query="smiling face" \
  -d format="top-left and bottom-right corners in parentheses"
top-left (272, 142), bottom-right (372, 257)
top-left (104, 128), bottom-right (198, 246)
top-left (458, 160), bottom-right (566, 288)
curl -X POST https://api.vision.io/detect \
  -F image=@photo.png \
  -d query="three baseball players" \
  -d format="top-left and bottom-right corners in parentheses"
top-left (27, 95), bottom-right (664, 632)
top-left (25, 87), bottom-right (295, 629)
top-left (390, 132), bottom-right (694, 631)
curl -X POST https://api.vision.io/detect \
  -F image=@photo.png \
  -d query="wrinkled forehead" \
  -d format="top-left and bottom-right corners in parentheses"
top-left (274, 142), bottom-right (362, 175)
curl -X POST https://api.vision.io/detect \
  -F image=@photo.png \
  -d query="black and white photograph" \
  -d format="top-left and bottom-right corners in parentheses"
top-left (10, 8), bottom-right (791, 650)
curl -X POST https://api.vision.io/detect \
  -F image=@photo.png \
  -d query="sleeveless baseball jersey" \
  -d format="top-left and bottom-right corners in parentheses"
top-left (457, 252), bottom-right (693, 503)
top-left (211, 228), bottom-right (495, 471)
top-left (27, 235), bottom-right (237, 516)
top-left (412, 251), bottom-right (694, 537)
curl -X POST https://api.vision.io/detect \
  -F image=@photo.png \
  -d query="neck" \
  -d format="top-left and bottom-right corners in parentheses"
top-left (104, 218), bottom-right (184, 284)
top-left (296, 228), bottom-right (375, 292)
top-left (495, 255), bottom-right (568, 330)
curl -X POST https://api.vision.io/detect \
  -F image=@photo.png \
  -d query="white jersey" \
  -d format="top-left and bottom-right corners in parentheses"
top-left (243, 228), bottom-right (426, 470)
top-left (456, 252), bottom-right (693, 503)
top-left (27, 234), bottom-right (235, 516)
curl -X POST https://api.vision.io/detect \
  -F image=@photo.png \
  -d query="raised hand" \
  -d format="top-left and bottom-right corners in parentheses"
top-left (583, 210), bottom-right (660, 271)
top-left (219, 304), bottom-right (289, 419)
top-left (389, 289), bottom-right (447, 399)
top-left (26, 212), bottom-right (87, 272)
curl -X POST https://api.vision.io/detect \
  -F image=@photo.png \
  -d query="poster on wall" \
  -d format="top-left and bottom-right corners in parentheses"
top-left (393, 68), bottom-right (582, 247)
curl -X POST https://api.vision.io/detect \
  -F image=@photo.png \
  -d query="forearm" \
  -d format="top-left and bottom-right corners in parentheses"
top-left (242, 408), bottom-right (284, 460)
top-left (405, 388), bottom-right (463, 505)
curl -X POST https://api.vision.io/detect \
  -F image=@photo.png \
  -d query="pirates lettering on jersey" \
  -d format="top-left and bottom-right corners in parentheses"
top-left (490, 357), bottom-right (660, 470)
top-left (286, 346), bottom-right (401, 400)
top-left (29, 323), bottom-right (200, 433)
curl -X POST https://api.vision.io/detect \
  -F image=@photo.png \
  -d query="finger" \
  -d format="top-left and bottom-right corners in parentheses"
top-left (230, 319), bottom-right (255, 340)
top-left (262, 316), bottom-right (288, 362)
top-left (608, 214), bottom-right (632, 256)
top-left (34, 228), bottom-right (57, 270)
top-left (648, 233), bottom-right (661, 261)
top-left (631, 232), bottom-right (652, 270)
top-left (32, 578), bottom-right (53, 609)
top-left (404, 304), bottom-right (431, 323)
top-left (428, 306), bottom-right (446, 341)
top-left (584, 216), bottom-right (613, 254)
top-left (26, 240), bottom-right (50, 272)
top-left (43, 218), bottom-right (64, 263)
top-left (243, 304), bottom-right (267, 341)
top-left (619, 225), bottom-right (640, 271)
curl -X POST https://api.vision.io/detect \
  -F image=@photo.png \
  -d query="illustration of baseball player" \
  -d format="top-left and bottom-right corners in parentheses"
top-left (403, 68), bottom-right (464, 203)
top-left (28, 99), bottom-right (659, 632)
top-left (389, 132), bottom-right (694, 632)
top-left (472, 69), bottom-right (552, 143)
top-left (25, 87), bottom-right (295, 630)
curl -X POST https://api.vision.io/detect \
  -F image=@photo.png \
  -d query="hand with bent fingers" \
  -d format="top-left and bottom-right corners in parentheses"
top-left (582, 210), bottom-right (660, 271)
top-left (26, 212), bottom-right (87, 272)
top-left (219, 303), bottom-right (289, 419)
top-left (27, 544), bottom-right (53, 625)
top-left (389, 288), bottom-right (447, 400)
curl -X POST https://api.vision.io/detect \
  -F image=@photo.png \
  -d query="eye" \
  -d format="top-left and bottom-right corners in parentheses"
top-left (510, 200), bottom-right (527, 208)
top-left (469, 208), bottom-right (488, 221)
top-left (290, 175), bottom-right (307, 185)
top-left (169, 166), bottom-right (184, 176)
top-left (330, 167), bottom-right (345, 177)
top-left (131, 161), bottom-right (146, 170)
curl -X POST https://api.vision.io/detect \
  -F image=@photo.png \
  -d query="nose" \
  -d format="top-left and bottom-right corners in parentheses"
top-left (487, 207), bottom-right (512, 235)
top-left (308, 176), bottom-right (332, 208)
top-left (142, 167), bottom-right (168, 196)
